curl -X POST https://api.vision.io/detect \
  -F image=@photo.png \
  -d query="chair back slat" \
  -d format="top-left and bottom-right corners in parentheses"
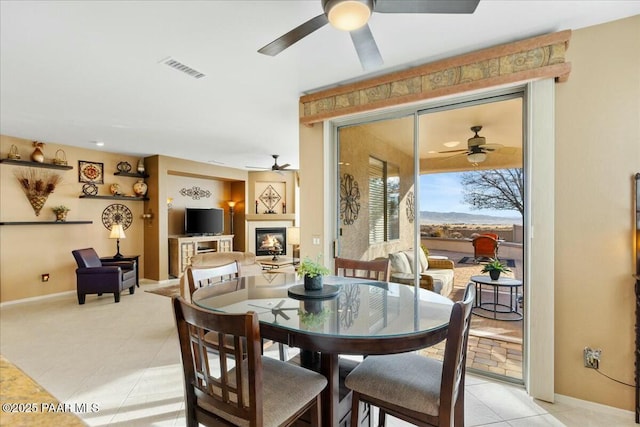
top-left (173, 296), bottom-right (261, 426)
top-left (334, 257), bottom-right (391, 281)
top-left (186, 261), bottom-right (241, 297)
top-left (439, 282), bottom-right (476, 426)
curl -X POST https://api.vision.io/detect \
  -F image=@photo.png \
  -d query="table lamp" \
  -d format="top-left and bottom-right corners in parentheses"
top-left (109, 223), bottom-right (126, 258)
top-left (287, 226), bottom-right (300, 265)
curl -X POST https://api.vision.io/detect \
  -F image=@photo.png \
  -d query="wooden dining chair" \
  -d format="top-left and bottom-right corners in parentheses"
top-left (345, 282), bottom-right (476, 427)
top-left (186, 261), bottom-right (241, 297)
top-left (172, 296), bottom-right (327, 427)
top-left (334, 257), bottom-right (391, 281)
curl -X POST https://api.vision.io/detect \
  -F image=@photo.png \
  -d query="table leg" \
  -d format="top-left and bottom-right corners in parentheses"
top-left (320, 352), bottom-right (340, 427)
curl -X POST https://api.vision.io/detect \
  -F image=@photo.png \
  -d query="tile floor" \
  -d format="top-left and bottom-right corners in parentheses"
top-left (0, 281), bottom-right (634, 426)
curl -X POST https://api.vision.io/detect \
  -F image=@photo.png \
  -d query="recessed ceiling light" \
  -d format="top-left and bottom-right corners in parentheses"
top-left (443, 141), bottom-right (460, 148)
top-left (207, 160), bottom-right (224, 164)
top-left (90, 140), bottom-right (104, 147)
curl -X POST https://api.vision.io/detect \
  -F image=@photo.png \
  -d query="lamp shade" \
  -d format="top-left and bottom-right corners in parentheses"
top-left (227, 200), bottom-right (236, 208)
top-left (287, 227), bottom-right (300, 245)
top-left (109, 223), bottom-right (126, 239)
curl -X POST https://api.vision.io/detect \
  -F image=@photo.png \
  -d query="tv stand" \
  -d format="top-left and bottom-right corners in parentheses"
top-left (169, 235), bottom-right (233, 278)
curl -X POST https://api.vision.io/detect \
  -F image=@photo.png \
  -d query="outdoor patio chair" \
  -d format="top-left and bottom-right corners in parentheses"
top-left (472, 234), bottom-right (499, 261)
top-left (346, 282), bottom-right (475, 427)
top-left (172, 296), bottom-right (327, 427)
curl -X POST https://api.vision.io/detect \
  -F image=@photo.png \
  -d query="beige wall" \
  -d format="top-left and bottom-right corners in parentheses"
top-left (554, 15), bottom-right (639, 410)
top-left (144, 155), bottom-right (247, 281)
top-left (0, 141), bottom-right (250, 298)
top-left (298, 16), bottom-right (640, 410)
top-left (0, 135), bottom-right (146, 302)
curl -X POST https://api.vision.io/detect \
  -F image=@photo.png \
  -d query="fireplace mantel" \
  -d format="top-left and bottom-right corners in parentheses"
top-left (246, 214), bottom-right (296, 221)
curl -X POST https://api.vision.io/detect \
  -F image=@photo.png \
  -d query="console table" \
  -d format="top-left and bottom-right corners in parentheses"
top-left (168, 235), bottom-right (233, 278)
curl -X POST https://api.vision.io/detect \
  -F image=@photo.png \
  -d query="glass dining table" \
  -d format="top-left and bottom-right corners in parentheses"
top-left (191, 272), bottom-right (453, 427)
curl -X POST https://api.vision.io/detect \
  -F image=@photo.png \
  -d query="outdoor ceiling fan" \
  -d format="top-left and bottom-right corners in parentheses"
top-left (439, 126), bottom-right (503, 164)
top-left (246, 154), bottom-right (297, 171)
top-left (258, 0), bottom-right (481, 70)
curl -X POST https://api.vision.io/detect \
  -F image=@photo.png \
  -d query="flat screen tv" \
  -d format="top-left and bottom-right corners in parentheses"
top-left (184, 207), bottom-right (224, 236)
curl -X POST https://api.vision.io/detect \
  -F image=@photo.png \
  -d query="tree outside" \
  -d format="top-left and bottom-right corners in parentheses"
top-left (460, 168), bottom-right (524, 218)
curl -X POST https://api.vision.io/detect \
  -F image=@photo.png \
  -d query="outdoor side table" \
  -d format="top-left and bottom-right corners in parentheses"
top-left (470, 275), bottom-right (523, 321)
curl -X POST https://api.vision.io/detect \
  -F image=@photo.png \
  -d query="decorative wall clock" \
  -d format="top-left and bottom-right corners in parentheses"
top-left (78, 160), bottom-right (104, 184)
top-left (406, 190), bottom-right (415, 223)
top-left (340, 173), bottom-right (360, 225)
top-left (101, 204), bottom-right (133, 230)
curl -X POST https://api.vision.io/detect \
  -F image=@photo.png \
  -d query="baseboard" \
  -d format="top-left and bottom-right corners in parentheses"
top-left (0, 290), bottom-right (75, 308)
top-left (554, 393), bottom-right (635, 419)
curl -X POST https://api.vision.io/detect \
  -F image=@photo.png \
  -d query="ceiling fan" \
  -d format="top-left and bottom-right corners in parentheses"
top-left (438, 126), bottom-right (502, 164)
top-left (246, 154), bottom-right (296, 171)
top-left (258, 0), bottom-right (481, 70)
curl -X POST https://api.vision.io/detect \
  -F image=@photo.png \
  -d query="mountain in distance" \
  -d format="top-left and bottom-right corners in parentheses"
top-left (420, 211), bottom-right (522, 225)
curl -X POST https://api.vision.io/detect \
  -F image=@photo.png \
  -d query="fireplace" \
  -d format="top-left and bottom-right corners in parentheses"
top-left (255, 227), bottom-right (287, 256)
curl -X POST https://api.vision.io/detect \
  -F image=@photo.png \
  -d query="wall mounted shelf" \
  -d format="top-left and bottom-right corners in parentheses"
top-left (79, 195), bottom-right (149, 201)
top-left (0, 158), bottom-right (73, 170)
top-left (114, 171), bottom-right (149, 178)
top-left (0, 221), bottom-right (93, 225)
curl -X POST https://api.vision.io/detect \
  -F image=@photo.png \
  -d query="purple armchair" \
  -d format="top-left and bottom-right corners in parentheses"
top-left (72, 248), bottom-right (136, 304)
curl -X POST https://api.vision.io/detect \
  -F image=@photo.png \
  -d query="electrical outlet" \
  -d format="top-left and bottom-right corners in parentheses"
top-left (584, 347), bottom-right (601, 369)
top-left (312, 235), bottom-right (320, 245)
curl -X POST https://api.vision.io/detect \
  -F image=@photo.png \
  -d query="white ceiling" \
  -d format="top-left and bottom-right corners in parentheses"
top-left (1, 1), bottom-right (638, 170)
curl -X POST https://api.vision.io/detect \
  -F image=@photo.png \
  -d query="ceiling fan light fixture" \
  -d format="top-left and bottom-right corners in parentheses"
top-left (324, 0), bottom-right (372, 31)
top-left (467, 152), bottom-right (487, 163)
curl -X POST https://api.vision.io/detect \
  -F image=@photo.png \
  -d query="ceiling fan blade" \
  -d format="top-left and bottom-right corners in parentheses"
top-left (374, 0), bottom-right (480, 14)
top-left (438, 148), bottom-right (469, 154)
top-left (258, 14), bottom-right (329, 56)
top-left (350, 24), bottom-right (383, 70)
top-left (278, 163), bottom-right (291, 170)
top-left (277, 310), bottom-right (291, 320)
top-left (479, 143), bottom-right (503, 150)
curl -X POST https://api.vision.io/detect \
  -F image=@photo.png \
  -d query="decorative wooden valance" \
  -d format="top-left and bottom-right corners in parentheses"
top-left (300, 30), bottom-right (571, 125)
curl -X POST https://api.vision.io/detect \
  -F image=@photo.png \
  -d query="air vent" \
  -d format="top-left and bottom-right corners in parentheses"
top-left (161, 57), bottom-right (206, 79)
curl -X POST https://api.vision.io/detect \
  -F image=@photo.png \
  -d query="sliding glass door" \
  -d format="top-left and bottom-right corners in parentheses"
top-left (335, 114), bottom-right (417, 263)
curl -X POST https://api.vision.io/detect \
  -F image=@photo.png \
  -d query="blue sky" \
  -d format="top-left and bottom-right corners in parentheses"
top-left (419, 172), bottom-right (520, 218)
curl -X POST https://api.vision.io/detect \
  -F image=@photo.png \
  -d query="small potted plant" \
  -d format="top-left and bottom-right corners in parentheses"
top-left (298, 254), bottom-right (330, 291)
top-left (51, 205), bottom-right (70, 222)
top-left (481, 258), bottom-right (511, 280)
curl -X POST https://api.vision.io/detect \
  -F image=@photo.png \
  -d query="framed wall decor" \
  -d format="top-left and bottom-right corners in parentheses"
top-left (78, 160), bottom-right (104, 184)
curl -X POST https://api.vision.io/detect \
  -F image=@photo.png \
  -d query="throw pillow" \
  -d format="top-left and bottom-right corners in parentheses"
top-left (389, 252), bottom-right (411, 274)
